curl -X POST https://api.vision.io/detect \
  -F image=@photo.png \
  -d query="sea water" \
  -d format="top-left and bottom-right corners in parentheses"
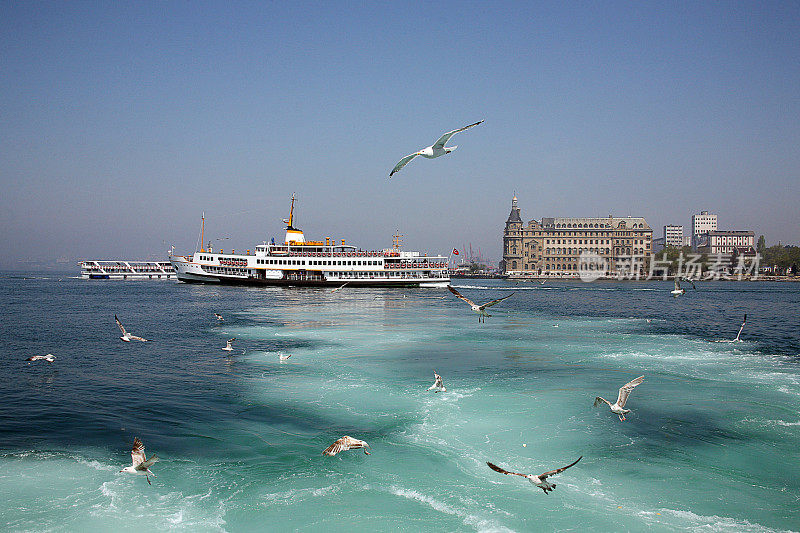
top-left (1, 275), bottom-right (798, 531)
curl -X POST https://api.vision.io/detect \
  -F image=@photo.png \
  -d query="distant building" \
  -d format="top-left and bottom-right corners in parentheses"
top-left (697, 231), bottom-right (755, 256)
top-left (682, 235), bottom-right (692, 247)
top-left (501, 197), bottom-right (653, 277)
top-left (691, 210), bottom-right (718, 249)
top-left (664, 225), bottom-right (684, 248)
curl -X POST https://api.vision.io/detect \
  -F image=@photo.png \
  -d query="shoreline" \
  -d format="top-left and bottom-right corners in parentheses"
top-left (503, 275), bottom-right (800, 282)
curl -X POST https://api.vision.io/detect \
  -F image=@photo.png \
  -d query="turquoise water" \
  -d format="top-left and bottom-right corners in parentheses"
top-left (1, 275), bottom-right (799, 531)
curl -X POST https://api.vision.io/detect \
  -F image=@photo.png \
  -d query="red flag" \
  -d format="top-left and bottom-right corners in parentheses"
top-left (452, 248), bottom-right (459, 255)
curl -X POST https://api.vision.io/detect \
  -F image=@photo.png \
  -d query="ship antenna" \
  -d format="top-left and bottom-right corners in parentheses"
top-left (201, 211), bottom-right (206, 252)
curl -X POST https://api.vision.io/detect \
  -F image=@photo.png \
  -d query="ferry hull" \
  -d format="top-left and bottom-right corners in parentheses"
top-left (170, 256), bottom-right (449, 288)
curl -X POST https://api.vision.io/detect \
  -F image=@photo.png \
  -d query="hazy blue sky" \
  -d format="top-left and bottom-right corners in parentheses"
top-left (2, 1), bottom-right (798, 268)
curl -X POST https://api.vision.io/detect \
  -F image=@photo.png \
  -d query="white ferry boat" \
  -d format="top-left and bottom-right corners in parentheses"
top-left (170, 196), bottom-right (450, 288)
top-left (80, 260), bottom-right (176, 280)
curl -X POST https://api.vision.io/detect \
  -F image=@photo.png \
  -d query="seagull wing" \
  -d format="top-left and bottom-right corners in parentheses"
top-left (323, 436), bottom-right (349, 456)
top-left (228, 338), bottom-right (236, 343)
top-left (539, 456), bottom-right (582, 480)
top-left (323, 436), bottom-right (368, 456)
top-left (131, 437), bottom-right (146, 467)
top-left (432, 120), bottom-right (484, 149)
top-left (479, 292), bottom-right (515, 310)
top-left (447, 285), bottom-right (476, 307)
top-left (593, 396), bottom-right (612, 407)
top-left (487, 462), bottom-right (528, 478)
top-left (735, 313), bottom-right (746, 340)
top-left (616, 375), bottom-right (644, 407)
top-left (115, 315), bottom-right (127, 336)
top-left (389, 152), bottom-right (421, 177)
top-left (138, 454), bottom-right (159, 470)
top-left (128, 334), bottom-right (148, 342)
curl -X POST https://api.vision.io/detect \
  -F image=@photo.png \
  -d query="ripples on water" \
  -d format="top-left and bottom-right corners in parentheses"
top-left (0, 274), bottom-right (798, 531)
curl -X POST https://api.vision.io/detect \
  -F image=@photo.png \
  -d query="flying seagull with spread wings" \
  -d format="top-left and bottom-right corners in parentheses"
top-left (487, 457), bottom-right (582, 494)
top-left (594, 375), bottom-right (644, 421)
top-left (448, 285), bottom-right (515, 323)
top-left (26, 354), bottom-right (55, 363)
top-left (115, 315), bottom-right (148, 342)
top-left (222, 338), bottom-right (235, 352)
top-left (120, 437), bottom-right (159, 485)
top-left (331, 282), bottom-right (348, 293)
top-left (671, 278), bottom-right (685, 297)
top-left (214, 313), bottom-right (224, 321)
top-left (734, 313), bottom-right (747, 342)
top-left (323, 436), bottom-right (371, 456)
top-left (389, 120), bottom-right (484, 177)
top-left (427, 371), bottom-right (446, 392)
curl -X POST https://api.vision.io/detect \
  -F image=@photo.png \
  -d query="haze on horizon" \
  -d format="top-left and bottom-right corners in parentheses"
top-left (1, 2), bottom-right (798, 270)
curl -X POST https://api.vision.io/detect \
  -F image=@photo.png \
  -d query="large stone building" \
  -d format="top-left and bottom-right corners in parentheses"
top-left (501, 197), bottom-right (653, 277)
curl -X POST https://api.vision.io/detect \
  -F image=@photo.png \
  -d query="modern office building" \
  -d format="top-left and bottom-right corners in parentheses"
top-left (691, 210), bottom-right (718, 249)
top-left (664, 225), bottom-right (684, 248)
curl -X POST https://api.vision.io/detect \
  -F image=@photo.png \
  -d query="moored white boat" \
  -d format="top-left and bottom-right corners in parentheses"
top-left (80, 260), bottom-right (176, 280)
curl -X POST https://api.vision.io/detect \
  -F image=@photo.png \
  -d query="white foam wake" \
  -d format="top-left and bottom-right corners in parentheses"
top-left (390, 486), bottom-right (513, 533)
top-left (640, 508), bottom-right (797, 533)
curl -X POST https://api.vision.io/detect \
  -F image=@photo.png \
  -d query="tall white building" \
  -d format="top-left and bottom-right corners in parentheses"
top-left (692, 210), bottom-right (718, 249)
top-left (663, 225), bottom-right (684, 248)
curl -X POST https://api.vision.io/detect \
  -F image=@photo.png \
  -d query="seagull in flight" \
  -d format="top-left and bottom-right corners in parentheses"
top-left (115, 315), bottom-right (148, 342)
top-left (447, 285), bottom-right (515, 322)
top-left (671, 278), bottom-right (685, 297)
top-left (734, 313), bottom-right (747, 342)
top-left (222, 338), bottom-right (235, 352)
top-left (26, 354), bottom-right (55, 363)
top-left (323, 436), bottom-right (371, 456)
top-left (427, 371), bottom-right (446, 392)
top-left (487, 456), bottom-right (582, 494)
top-left (331, 282), bottom-right (348, 293)
top-left (214, 313), bottom-right (224, 321)
top-left (594, 375), bottom-right (644, 421)
top-left (120, 437), bottom-right (159, 485)
top-left (389, 120), bottom-right (484, 177)
top-left (279, 353), bottom-right (292, 361)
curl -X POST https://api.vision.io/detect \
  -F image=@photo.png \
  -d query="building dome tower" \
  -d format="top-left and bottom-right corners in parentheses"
top-left (501, 196), bottom-right (523, 273)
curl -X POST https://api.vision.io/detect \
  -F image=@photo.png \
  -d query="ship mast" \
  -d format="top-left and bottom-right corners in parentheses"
top-left (287, 194), bottom-right (295, 229)
top-left (392, 232), bottom-right (404, 250)
top-left (200, 212), bottom-right (206, 253)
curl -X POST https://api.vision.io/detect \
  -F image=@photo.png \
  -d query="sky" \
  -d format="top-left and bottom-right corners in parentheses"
top-left (1, 1), bottom-right (798, 269)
